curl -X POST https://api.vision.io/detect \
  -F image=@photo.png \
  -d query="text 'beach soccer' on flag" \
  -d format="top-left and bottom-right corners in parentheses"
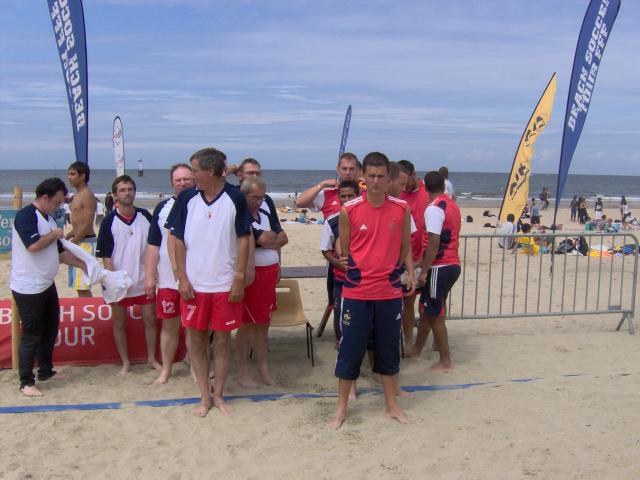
top-left (554, 0), bottom-right (621, 221)
top-left (47, 0), bottom-right (89, 164)
top-left (498, 74), bottom-right (557, 224)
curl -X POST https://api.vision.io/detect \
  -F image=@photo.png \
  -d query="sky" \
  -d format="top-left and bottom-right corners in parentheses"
top-left (0, 0), bottom-right (638, 173)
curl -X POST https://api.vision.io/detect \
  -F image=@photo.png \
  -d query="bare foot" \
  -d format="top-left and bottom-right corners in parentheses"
top-left (153, 369), bottom-right (171, 385)
top-left (348, 382), bottom-right (357, 401)
top-left (192, 401), bottom-right (211, 417)
top-left (258, 371), bottom-right (279, 388)
top-left (385, 406), bottom-right (410, 424)
top-left (237, 374), bottom-right (258, 388)
top-left (429, 361), bottom-right (453, 373)
top-left (327, 410), bottom-right (346, 430)
top-left (213, 396), bottom-right (233, 416)
top-left (38, 369), bottom-right (68, 381)
top-left (147, 359), bottom-right (162, 371)
top-left (20, 385), bottom-right (43, 397)
top-left (118, 363), bottom-right (131, 377)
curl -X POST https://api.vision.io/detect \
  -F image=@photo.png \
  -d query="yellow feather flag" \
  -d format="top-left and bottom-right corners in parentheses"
top-left (498, 73), bottom-right (557, 224)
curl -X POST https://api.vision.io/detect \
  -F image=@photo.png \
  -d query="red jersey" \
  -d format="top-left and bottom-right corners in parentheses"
top-left (424, 194), bottom-right (461, 266)
top-left (313, 187), bottom-right (340, 218)
top-left (400, 181), bottom-right (430, 261)
top-left (342, 193), bottom-right (409, 300)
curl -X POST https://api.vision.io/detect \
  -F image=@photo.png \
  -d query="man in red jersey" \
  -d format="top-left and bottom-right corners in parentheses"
top-left (328, 152), bottom-right (412, 430)
top-left (397, 160), bottom-right (430, 352)
top-left (415, 171), bottom-right (461, 371)
top-left (295, 152), bottom-right (361, 218)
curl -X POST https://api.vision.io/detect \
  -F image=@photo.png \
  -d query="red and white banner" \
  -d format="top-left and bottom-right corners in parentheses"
top-left (0, 298), bottom-right (185, 369)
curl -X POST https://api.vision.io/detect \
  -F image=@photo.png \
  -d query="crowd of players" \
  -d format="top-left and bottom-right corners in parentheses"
top-left (10, 148), bottom-right (460, 429)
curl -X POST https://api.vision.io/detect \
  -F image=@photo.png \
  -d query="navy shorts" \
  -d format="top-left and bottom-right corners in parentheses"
top-left (335, 297), bottom-right (403, 380)
top-left (333, 281), bottom-right (343, 340)
top-left (419, 265), bottom-right (461, 316)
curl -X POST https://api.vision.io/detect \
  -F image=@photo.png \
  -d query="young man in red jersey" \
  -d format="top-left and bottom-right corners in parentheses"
top-left (328, 152), bottom-right (413, 430)
top-left (415, 171), bottom-right (461, 371)
top-left (398, 160), bottom-right (430, 353)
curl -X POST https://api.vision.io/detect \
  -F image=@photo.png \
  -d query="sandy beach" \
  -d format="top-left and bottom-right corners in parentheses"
top-left (1, 200), bottom-right (639, 479)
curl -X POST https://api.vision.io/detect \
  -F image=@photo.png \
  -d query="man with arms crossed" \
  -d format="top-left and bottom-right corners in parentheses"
top-left (11, 178), bottom-right (88, 396)
top-left (97, 175), bottom-right (159, 376)
top-left (170, 148), bottom-right (251, 417)
top-left (144, 163), bottom-right (194, 384)
top-left (329, 152), bottom-right (412, 430)
top-left (236, 176), bottom-right (288, 387)
top-left (415, 171), bottom-right (461, 370)
top-left (66, 161), bottom-right (97, 297)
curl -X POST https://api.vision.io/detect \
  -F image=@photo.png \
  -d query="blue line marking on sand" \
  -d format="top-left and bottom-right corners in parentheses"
top-left (0, 373), bottom-right (626, 414)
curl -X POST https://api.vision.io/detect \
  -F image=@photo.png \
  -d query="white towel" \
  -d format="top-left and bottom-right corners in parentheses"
top-left (61, 239), bottom-right (133, 303)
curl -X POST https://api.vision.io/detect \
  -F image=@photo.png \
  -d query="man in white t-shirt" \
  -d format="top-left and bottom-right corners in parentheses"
top-left (144, 163), bottom-right (194, 384)
top-left (439, 166), bottom-right (455, 201)
top-left (170, 148), bottom-right (252, 417)
top-left (96, 175), bottom-right (158, 376)
top-left (497, 214), bottom-right (517, 251)
top-left (236, 176), bottom-right (288, 388)
top-left (11, 177), bottom-right (87, 396)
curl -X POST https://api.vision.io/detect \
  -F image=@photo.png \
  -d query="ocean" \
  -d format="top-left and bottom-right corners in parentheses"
top-left (1, 169), bottom-right (638, 204)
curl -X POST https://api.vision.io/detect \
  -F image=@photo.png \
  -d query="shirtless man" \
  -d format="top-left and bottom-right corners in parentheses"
top-left (66, 161), bottom-right (97, 297)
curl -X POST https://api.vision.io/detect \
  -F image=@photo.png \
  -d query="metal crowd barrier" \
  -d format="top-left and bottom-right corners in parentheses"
top-left (446, 232), bottom-right (638, 334)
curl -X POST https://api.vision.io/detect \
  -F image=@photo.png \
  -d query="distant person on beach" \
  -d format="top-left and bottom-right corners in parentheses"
top-left (169, 148), bottom-right (251, 417)
top-left (438, 166), bottom-right (455, 201)
top-left (578, 197), bottom-right (588, 224)
top-left (530, 198), bottom-right (541, 225)
top-left (236, 176), bottom-right (288, 388)
top-left (620, 196), bottom-right (630, 222)
top-left (105, 192), bottom-right (114, 214)
top-left (497, 214), bottom-right (517, 252)
top-left (570, 195), bottom-right (579, 222)
top-left (594, 197), bottom-right (604, 221)
top-left (65, 161), bottom-right (97, 297)
top-left (11, 178), bottom-right (88, 396)
top-left (94, 198), bottom-right (105, 227)
top-left (144, 163), bottom-right (194, 384)
top-left (63, 199), bottom-right (71, 225)
top-left (96, 175), bottom-right (159, 376)
top-left (539, 187), bottom-right (550, 210)
top-left (397, 160), bottom-right (427, 350)
top-left (413, 171), bottom-right (461, 370)
top-left (328, 152), bottom-right (412, 430)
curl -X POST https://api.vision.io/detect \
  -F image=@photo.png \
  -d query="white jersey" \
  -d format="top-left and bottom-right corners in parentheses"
top-left (96, 207), bottom-right (152, 298)
top-left (444, 179), bottom-right (455, 199)
top-left (251, 209), bottom-right (280, 266)
top-left (148, 197), bottom-right (178, 289)
top-left (10, 204), bottom-right (64, 294)
top-left (169, 183), bottom-right (251, 293)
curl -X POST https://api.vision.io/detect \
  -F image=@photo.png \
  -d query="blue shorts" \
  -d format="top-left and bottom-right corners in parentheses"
top-left (335, 297), bottom-right (403, 380)
top-left (419, 265), bottom-right (461, 316)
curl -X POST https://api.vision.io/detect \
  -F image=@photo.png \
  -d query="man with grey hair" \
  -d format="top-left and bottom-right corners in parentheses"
top-left (236, 176), bottom-right (287, 387)
top-left (144, 163), bottom-right (194, 384)
top-left (169, 148), bottom-right (252, 417)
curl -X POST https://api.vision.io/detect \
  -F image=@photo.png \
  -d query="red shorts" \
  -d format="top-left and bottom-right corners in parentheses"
top-left (181, 291), bottom-right (242, 331)
top-left (115, 294), bottom-right (154, 307)
top-left (242, 264), bottom-right (279, 324)
top-left (156, 288), bottom-right (181, 319)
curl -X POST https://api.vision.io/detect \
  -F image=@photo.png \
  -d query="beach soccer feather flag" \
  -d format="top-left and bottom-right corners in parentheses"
top-left (554, 0), bottom-right (621, 223)
top-left (113, 116), bottom-right (125, 176)
top-left (339, 105), bottom-right (352, 158)
top-left (47, 0), bottom-right (89, 164)
top-left (498, 74), bottom-right (557, 224)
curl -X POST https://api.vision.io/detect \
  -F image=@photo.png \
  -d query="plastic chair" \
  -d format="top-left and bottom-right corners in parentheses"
top-left (270, 279), bottom-right (315, 366)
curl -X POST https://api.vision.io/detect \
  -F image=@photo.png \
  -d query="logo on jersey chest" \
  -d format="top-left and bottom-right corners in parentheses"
top-left (359, 224), bottom-right (368, 231)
